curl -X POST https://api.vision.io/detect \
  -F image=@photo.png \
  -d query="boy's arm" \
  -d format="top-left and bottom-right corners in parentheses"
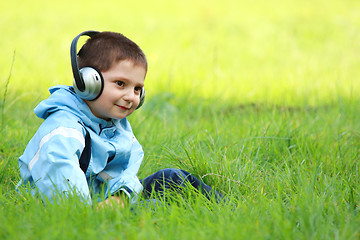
top-left (106, 138), bottom-right (144, 204)
top-left (20, 125), bottom-right (91, 204)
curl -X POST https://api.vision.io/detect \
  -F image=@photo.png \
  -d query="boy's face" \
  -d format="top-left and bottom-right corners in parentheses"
top-left (85, 60), bottom-right (146, 120)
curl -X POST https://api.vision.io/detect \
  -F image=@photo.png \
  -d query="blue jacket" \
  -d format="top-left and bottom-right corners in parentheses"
top-left (17, 85), bottom-right (144, 204)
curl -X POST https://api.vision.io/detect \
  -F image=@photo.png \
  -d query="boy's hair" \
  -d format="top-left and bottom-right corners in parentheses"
top-left (77, 31), bottom-right (147, 72)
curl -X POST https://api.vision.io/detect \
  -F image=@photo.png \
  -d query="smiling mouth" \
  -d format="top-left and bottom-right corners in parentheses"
top-left (116, 104), bottom-right (130, 110)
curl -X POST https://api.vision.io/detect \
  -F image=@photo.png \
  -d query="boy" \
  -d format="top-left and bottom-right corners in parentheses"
top-left (17, 31), bottom-right (224, 206)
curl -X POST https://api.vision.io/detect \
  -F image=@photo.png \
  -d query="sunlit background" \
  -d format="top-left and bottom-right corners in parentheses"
top-left (1, 0), bottom-right (360, 107)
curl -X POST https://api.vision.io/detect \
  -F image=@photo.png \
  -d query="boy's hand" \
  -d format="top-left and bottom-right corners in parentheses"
top-left (97, 195), bottom-right (128, 209)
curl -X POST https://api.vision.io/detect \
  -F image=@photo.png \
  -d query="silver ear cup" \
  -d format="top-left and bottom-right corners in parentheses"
top-left (73, 67), bottom-right (104, 100)
top-left (136, 87), bottom-right (145, 109)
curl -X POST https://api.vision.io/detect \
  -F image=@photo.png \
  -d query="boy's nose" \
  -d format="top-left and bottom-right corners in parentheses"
top-left (123, 89), bottom-right (135, 102)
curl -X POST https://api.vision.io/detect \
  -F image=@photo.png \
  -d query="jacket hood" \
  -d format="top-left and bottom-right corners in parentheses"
top-left (34, 85), bottom-right (119, 132)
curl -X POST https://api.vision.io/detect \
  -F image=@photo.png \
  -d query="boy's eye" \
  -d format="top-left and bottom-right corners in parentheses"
top-left (134, 87), bottom-right (142, 93)
top-left (115, 81), bottom-right (124, 87)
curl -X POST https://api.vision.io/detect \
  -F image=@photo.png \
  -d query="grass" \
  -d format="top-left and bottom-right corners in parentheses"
top-left (1, 0), bottom-right (360, 239)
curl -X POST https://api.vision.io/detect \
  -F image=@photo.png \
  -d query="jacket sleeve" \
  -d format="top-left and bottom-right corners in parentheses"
top-left (106, 137), bottom-right (144, 204)
top-left (20, 124), bottom-right (91, 204)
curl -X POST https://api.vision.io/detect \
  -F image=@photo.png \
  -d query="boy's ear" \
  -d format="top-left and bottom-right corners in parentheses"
top-left (71, 30), bottom-right (104, 101)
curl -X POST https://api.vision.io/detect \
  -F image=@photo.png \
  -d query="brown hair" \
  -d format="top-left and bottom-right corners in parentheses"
top-left (77, 31), bottom-right (147, 72)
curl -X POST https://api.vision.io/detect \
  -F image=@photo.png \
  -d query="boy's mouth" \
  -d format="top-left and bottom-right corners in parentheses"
top-left (115, 104), bottom-right (131, 110)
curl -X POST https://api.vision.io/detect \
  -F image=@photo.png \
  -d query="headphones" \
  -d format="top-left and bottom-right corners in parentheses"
top-left (70, 30), bottom-right (145, 109)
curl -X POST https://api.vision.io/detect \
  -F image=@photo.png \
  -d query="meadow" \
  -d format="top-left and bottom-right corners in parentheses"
top-left (1, 0), bottom-right (360, 239)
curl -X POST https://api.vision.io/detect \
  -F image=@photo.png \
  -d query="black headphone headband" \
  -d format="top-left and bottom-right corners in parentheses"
top-left (70, 30), bottom-right (100, 92)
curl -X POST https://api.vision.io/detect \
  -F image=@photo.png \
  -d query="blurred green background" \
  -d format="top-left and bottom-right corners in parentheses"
top-left (1, 0), bottom-right (360, 106)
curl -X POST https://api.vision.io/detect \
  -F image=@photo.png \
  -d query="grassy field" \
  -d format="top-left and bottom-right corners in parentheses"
top-left (1, 0), bottom-right (360, 239)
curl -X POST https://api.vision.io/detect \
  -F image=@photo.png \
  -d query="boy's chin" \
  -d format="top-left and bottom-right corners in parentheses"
top-left (113, 111), bottom-right (135, 120)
